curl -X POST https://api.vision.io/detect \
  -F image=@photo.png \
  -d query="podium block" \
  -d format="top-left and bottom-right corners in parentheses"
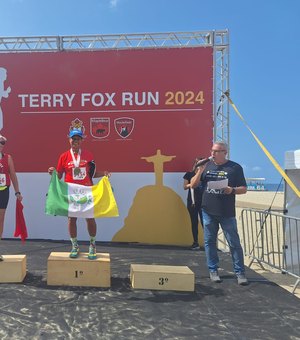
top-left (130, 264), bottom-right (194, 292)
top-left (47, 252), bottom-right (111, 287)
top-left (0, 255), bottom-right (27, 283)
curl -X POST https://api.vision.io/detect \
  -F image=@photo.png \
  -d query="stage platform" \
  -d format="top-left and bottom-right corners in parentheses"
top-left (0, 240), bottom-right (299, 339)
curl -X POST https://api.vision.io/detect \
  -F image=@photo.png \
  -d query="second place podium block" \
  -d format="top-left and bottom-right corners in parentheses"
top-left (0, 255), bottom-right (27, 283)
top-left (47, 252), bottom-right (111, 287)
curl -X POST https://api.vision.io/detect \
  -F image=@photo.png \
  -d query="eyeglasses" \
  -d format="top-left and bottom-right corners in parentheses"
top-left (211, 149), bottom-right (225, 153)
top-left (0, 141), bottom-right (5, 145)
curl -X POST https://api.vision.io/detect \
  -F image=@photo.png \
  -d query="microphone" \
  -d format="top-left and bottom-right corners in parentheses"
top-left (195, 156), bottom-right (213, 168)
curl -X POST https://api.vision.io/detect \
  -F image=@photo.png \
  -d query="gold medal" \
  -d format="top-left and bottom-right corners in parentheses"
top-left (70, 149), bottom-right (82, 178)
top-left (74, 167), bottom-right (81, 176)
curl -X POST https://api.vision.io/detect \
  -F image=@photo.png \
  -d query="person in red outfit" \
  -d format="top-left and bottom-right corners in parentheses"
top-left (0, 134), bottom-right (23, 261)
top-left (48, 129), bottom-right (110, 260)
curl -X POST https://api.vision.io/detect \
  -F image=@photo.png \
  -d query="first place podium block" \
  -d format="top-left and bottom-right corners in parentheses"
top-left (130, 264), bottom-right (195, 292)
top-left (47, 252), bottom-right (111, 287)
top-left (0, 255), bottom-right (27, 283)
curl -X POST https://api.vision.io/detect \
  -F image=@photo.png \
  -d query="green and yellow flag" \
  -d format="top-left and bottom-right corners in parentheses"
top-left (45, 170), bottom-right (119, 218)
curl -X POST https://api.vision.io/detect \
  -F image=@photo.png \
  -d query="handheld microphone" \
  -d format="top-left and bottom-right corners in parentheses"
top-left (195, 156), bottom-right (213, 168)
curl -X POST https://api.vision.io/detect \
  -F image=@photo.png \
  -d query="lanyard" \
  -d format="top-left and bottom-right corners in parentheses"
top-left (70, 148), bottom-right (81, 168)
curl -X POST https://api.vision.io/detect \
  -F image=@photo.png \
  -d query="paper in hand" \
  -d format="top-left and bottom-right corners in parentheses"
top-left (207, 179), bottom-right (228, 190)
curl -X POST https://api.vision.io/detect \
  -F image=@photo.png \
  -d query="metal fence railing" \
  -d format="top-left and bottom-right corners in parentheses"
top-left (240, 208), bottom-right (300, 294)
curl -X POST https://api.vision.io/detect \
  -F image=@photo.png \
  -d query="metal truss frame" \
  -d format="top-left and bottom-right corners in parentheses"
top-left (0, 30), bottom-right (229, 152)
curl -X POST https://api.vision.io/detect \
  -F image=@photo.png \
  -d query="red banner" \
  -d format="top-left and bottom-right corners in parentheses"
top-left (0, 48), bottom-right (213, 172)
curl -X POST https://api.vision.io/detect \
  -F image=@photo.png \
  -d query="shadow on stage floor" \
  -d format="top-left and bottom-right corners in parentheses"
top-left (0, 239), bottom-right (299, 340)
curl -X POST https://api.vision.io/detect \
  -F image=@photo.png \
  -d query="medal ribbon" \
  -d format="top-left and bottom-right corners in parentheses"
top-left (70, 148), bottom-right (81, 168)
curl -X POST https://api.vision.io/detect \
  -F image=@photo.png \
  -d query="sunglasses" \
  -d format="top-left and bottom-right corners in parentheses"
top-left (211, 149), bottom-right (225, 153)
top-left (0, 141), bottom-right (5, 145)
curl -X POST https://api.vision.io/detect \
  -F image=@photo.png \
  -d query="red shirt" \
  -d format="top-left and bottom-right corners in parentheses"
top-left (0, 153), bottom-right (11, 186)
top-left (56, 149), bottom-right (94, 186)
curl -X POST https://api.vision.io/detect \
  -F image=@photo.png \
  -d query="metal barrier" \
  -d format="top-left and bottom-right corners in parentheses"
top-left (241, 208), bottom-right (300, 294)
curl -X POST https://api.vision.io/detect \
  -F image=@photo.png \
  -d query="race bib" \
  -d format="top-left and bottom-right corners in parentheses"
top-left (72, 167), bottom-right (87, 180)
top-left (0, 174), bottom-right (6, 186)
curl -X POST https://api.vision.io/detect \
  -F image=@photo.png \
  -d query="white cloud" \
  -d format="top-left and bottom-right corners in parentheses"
top-left (109, 0), bottom-right (119, 8)
top-left (252, 166), bottom-right (262, 172)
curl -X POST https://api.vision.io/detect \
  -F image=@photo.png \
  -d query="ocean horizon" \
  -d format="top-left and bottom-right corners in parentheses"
top-left (258, 183), bottom-right (284, 192)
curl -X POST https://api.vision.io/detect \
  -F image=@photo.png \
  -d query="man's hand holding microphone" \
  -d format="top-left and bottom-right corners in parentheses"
top-left (190, 156), bottom-right (213, 188)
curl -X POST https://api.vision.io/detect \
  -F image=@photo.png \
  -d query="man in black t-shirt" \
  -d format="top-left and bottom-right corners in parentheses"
top-left (191, 141), bottom-right (248, 285)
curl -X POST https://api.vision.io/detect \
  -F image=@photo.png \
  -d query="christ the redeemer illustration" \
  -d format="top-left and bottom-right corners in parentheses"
top-left (141, 149), bottom-right (176, 186)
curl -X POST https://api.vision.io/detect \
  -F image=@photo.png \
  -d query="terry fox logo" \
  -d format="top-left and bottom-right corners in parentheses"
top-left (90, 118), bottom-right (110, 139)
top-left (114, 117), bottom-right (134, 139)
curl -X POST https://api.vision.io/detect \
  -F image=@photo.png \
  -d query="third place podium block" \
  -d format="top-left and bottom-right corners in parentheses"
top-left (130, 264), bottom-right (195, 292)
top-left (47, 252), bottom-right (111, 287)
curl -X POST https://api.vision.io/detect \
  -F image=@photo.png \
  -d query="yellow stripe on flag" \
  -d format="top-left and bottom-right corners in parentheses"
top-left (92, 176), bottom-right (119, 217)
top-left (225, 92), bottom-right (300, 199)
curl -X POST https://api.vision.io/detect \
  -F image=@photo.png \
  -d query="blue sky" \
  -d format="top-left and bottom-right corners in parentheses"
top-left (1, 0), bottom-right (299, 183)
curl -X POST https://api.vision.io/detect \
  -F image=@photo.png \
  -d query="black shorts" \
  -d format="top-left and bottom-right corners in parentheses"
top-left (0, 187), bottom-right (9, 209)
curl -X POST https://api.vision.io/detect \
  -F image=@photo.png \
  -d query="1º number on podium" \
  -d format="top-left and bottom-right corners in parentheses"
top-left (75, 270), bottom-right (84, 278)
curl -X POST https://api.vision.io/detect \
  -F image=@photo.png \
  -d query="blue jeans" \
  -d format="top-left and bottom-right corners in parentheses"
top-left (202, 210), bottom-right (245, 274)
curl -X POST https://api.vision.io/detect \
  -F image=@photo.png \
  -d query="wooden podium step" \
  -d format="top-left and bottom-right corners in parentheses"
top-left (47, 252), bottom-right (111, 287)
top-left (130, 264), bottom-right (194, 292)
top-left (0, 255), bottom-right (27, 283)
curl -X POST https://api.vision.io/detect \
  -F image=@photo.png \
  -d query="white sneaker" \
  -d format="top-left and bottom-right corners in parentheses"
top-left (237, 273), bottom-right (249, 286)
top-left (209, 271), bottom-right (221, 283)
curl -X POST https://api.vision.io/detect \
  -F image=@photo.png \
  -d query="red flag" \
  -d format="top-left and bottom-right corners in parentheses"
top-left (14, 200), bottom-right (28, 242)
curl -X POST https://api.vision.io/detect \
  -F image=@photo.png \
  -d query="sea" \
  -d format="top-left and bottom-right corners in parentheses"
top-left (263, 183), bottom-right (284, 192)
